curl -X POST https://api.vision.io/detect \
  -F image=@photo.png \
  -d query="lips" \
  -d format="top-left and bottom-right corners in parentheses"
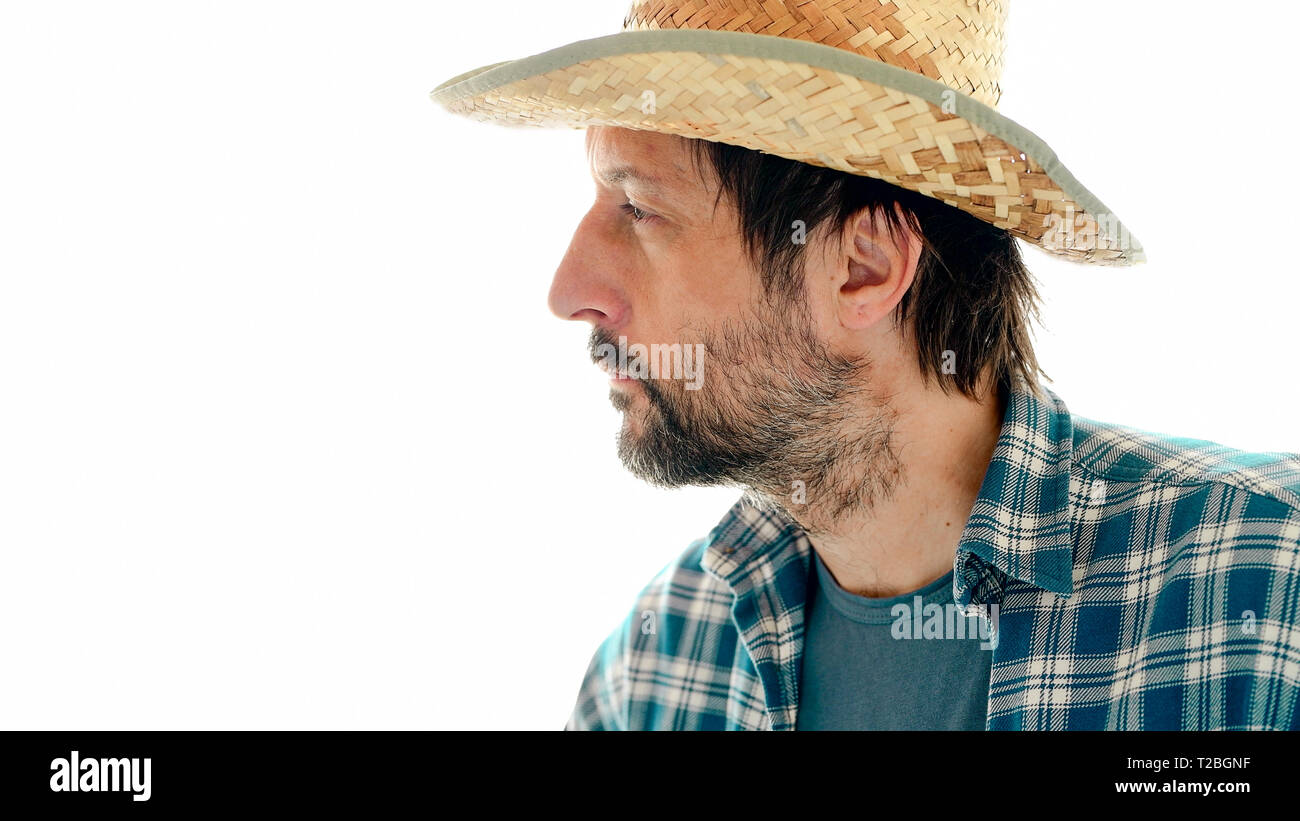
top-left (595, 360), bottom-right (635, 380)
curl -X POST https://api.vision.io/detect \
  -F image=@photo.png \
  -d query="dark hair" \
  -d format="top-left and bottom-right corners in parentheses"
top-left (686, 138), bottom-right (1046, 401)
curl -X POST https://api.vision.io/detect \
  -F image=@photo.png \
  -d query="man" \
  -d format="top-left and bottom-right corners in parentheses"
top-left (431, 1), bottom-right (1300, 729)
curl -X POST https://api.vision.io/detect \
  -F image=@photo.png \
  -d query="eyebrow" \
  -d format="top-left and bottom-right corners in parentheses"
top-left (594, 165), bottom-right (670, 195)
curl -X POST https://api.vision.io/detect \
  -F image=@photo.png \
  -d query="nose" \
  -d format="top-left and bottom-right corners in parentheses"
top-left (547, 208), bottom-right (627, 326)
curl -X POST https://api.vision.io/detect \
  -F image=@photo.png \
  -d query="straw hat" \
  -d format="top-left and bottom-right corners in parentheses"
top-left (430, 0), bottom-right (1143, 265)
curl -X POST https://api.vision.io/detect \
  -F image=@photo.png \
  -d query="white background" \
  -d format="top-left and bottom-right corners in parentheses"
top-left (1, 1), bottom-right (1296, 729)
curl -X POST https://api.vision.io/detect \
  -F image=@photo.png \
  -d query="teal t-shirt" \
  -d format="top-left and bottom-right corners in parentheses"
top-left (796, 548), bottom-right (992, 730)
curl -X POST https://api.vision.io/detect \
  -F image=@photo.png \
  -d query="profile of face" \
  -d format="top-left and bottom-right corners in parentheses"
top-left (548, 127), bottom-right (922, 525)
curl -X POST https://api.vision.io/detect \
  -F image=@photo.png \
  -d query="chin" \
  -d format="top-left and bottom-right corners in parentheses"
top-left (619, 404), bottom-right (649, 440)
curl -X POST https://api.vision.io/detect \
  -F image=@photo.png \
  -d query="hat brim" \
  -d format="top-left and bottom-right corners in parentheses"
top-left (431, 29), bottom-right (1143, 265)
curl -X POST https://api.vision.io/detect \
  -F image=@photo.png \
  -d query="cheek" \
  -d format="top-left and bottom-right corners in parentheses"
top-left (791, 253), bottom-right (840, 339)
top-left (667, 244), bottom-right (762, 329)
top-left (801, 285), bottom-right (838, 339)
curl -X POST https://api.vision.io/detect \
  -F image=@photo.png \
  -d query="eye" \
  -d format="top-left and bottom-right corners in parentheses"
top-left (619, 202), bottom-right (653, 223)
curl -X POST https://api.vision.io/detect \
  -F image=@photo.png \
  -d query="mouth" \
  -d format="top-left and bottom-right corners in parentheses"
top-left (595, 360), bottom-right (640, 389)
top-left (595, 359), bottom-right (631, 379)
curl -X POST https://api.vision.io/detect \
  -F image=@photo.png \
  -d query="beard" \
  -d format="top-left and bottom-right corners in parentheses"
top-left (589, 292), bottom-right (903, 532)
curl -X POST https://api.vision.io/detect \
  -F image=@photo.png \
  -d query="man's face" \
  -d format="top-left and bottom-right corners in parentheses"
top-left (548, 126), bottom-right (902, 520)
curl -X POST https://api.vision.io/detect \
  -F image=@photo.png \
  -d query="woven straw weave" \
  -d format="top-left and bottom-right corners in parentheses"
top-left (623, 0), bottom-right (1008, 107)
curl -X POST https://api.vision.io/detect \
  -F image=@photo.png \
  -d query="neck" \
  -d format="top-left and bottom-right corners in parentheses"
top-left (762, 374), bottom-right (1007, 599)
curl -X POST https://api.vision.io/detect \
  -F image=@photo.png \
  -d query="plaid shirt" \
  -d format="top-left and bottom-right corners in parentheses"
top-left (565, 379), bottom-right (1300, 730)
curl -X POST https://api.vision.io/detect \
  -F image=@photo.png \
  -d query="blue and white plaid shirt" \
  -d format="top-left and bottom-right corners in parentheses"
top-left (565, 379), bottom-right (1300, 730)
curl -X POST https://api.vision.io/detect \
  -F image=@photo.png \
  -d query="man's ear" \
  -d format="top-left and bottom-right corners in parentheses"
top-left (837, 204), bottom-right (923, 330)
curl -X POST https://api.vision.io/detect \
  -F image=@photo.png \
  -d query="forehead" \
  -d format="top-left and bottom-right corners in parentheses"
top-left (585, 127), bottom-right (702, 195)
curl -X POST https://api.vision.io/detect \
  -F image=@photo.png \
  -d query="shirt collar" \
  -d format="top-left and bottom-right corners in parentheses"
top-left (701, 376), bottom-right (1077, 601)
top-left (953, 377), bottom-right (1076, 602)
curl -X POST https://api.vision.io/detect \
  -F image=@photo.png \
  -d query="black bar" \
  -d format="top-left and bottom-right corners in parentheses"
top-left (0, 730), bottom-right (1285, 809)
